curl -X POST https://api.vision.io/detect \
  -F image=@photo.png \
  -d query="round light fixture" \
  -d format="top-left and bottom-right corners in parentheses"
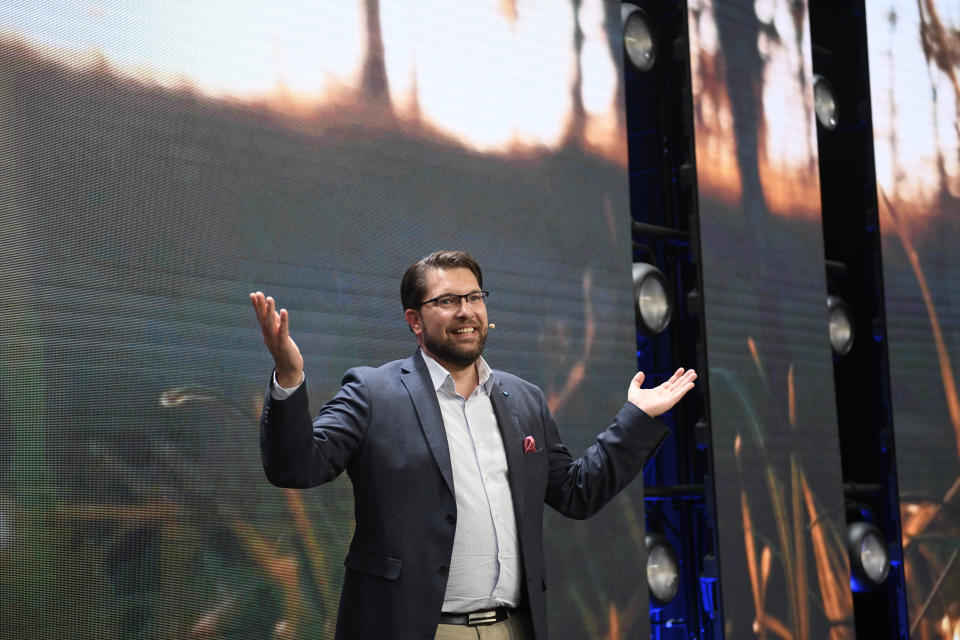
top-left (814, 75), bottom-right (839, 130)
top-left (827, 295), bottom-right (853, 356)
top-left (623, 7), bottom-right (657, 72)
top-left (646, 533), bottom-right (680, 605)
top-left (847, 521), bottom-right (890, 592)
top-left (633, 262), bottom-right (672, 334)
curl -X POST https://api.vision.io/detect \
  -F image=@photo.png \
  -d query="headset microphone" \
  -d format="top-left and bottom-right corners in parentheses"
top-left (488, 323), bottom-right (496, 329)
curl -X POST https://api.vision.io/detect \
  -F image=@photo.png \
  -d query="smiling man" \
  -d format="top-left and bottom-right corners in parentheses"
top-left (250, 250), bottom-right (696, 640)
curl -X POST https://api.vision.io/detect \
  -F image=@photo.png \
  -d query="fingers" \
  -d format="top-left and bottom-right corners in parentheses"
top-left (664, 368), bottom-right (696, 390)
top-left (250, 291), bottom-right (277, 322)
top-left (631, 368), bottom-right (697, 393)
top-left (250, 291), bottom-right (285, 339)
top-left (655, 368), bottom-right (683, 392)
top-left (250, 291), bottom-right (264, 321)
top-left (657, 369), bottom-right (697, 407)
top-left (668, 377), bottom-right (697, 402)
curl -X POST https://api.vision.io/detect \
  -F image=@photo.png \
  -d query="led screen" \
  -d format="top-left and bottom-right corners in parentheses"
top-left (0, 2), bottom-right (651, 638)
top-left (688, 0), bottom-right (854, 637)
top-left (867, 1), bottom-right (960, 636)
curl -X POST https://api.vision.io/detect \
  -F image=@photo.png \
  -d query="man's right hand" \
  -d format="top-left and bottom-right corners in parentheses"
top-left (250, 291), bottom-right (305, 388)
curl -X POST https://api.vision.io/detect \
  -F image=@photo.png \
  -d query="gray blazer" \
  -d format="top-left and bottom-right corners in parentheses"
top-left (260, 350), bottom-right (669, 639)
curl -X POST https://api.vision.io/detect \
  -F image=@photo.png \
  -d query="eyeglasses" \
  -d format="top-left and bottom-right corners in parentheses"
top-left (417, 290), bottom-right (489, 310)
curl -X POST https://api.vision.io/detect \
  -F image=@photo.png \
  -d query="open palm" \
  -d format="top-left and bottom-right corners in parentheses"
top-left (627, 368), bottom-right (697, 417)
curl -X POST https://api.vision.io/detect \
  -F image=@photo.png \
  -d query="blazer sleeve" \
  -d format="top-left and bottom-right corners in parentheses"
top-left (542, 391), bottom-right (670, 520)
top-left (260, 368), bottom-right (371, 488)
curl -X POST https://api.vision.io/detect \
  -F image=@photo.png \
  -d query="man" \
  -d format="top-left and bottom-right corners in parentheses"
top-left (251, 250), bottom-right (696, 640)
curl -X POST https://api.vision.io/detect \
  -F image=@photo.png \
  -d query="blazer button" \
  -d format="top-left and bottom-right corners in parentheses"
top-left (446, 513), bottom-right (456, 525)
top-left (438, 565), bottom-right (448, 576)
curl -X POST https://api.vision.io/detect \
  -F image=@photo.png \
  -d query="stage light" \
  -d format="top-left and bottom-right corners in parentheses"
top-left (827, 295), bottom-right (853, 355)
top-left (847, 521), bottom-right (890, 592)
top-left (633, 262), bottom-right (672, 334)
top-left (646, 533), bottom-right (680, 605)
top-left (814, 75), bottom-right (838, 130)
top-left (622, 7), bottom-right (657, 72)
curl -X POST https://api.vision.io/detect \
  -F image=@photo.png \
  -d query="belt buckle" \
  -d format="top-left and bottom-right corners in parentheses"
top-left (467, 610), bottom-right (498, 626)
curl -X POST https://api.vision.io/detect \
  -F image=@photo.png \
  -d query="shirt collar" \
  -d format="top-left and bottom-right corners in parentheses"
top-left (420, 349), bottom-right (495, 394)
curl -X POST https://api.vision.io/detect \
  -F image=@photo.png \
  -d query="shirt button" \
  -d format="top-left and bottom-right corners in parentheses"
top-left (438, 565), bottom-right (449, 576)
top-left (446, 513), bottom-right (456, 524)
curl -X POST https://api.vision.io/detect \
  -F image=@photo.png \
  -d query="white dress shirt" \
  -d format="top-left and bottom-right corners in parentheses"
top-left (420, 352), bottom-right (521, 612)
top-left (270, 352), bottom-right (521, 612)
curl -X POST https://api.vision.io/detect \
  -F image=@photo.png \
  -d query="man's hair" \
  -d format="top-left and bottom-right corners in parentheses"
top-left (401, 250), bottom-right (483, 311)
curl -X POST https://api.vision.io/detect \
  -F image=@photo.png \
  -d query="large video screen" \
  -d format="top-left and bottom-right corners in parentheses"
top-left (0, 2), bottom-right (651, 638)
top-left (688, 0), bottom-right (853, 637)
top-left (867, 1), bottom-right (960, 636)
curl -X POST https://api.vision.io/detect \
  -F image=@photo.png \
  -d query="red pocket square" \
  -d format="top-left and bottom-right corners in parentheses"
top-left (523, 436), bottom-right (537, 453)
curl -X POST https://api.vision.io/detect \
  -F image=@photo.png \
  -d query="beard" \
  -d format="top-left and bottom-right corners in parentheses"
top-left (422, 325), bottom-right (487, 368)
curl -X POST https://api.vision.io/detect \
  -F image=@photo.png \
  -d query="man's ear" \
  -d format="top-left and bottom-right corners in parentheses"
top-left (404, 308), bottom-right (422, 335)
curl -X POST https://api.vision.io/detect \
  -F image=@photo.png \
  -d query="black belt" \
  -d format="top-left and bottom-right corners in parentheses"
top-left (439, 607), bottom-right (513, 626)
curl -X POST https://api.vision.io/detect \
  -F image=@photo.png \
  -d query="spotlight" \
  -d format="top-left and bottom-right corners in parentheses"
top-left (622, 6), bottom-right (657, 72)
top-left (827, 295), bottom-right (853, 355)
top-left (633, 262), bottom-right (672, 334)
top-left (847, 522), bottom-right (890, 592)
top-left (814, 75), bottom-right (838, 130)
top-left (646, 533), bottom-right (680, 605)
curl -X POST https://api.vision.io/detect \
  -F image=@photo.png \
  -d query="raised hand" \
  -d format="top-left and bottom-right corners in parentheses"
top-left (250, 291), bottom-right (304, 388)
top-left (627, 367), bottom-right (697, 417)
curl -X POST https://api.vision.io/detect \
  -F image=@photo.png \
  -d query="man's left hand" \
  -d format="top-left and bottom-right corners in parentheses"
top-left (627, 368), bottom-right (697, 417)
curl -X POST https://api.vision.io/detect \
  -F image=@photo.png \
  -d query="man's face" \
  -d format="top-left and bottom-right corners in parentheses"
top-left (409, 267), bottom-right (488, 369)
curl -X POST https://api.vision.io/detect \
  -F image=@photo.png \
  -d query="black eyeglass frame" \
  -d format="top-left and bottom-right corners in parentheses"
top-left (416, 290), bottom-right (490, 309)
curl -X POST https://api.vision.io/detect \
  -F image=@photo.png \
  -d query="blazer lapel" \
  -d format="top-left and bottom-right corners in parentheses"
top-left (400, 351), bottom-right (455, 496)
top-left (489, 375), bottom-right (525, 523)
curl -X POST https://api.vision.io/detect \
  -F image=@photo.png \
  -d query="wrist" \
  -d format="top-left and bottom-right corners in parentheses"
top-left (275, 368), bottom-right (304, 389)
top-left (629, 399), bottom-right (659, 417)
